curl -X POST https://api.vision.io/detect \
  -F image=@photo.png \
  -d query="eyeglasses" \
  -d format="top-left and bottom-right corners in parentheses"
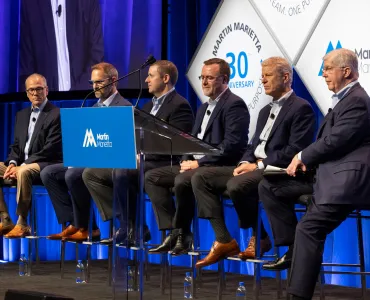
top-left (26, 87), bottom-right (46, 94)
top-left (88, 77), bottom-right (111, 86)
top-left (198, 75), bottom-right (223, 82)
top-left (321, 66), bottom-right (347, 73)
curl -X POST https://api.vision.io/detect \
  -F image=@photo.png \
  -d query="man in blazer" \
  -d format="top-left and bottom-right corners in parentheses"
top-left (145, 58), bottom-right (250, 255)
top-left (0, 73), bottom-right (62, 238)
top-left (40, 62), bottom-right (131, 242)
top-left (83, 60), bottom-right (194, 245)
top-left (283, 49), bottom-right (370, 300)
top-left (193, 57), bottom-right (316, 268)
top-left (19, 0), bottom-right (104, 91)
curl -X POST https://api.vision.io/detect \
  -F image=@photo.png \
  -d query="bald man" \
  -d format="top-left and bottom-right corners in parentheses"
top-left (0, 73), bottom-right (62, 238)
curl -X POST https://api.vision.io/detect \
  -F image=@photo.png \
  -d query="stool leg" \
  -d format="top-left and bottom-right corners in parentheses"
top-left (107, 220), bottom-right (113, 286)
top-left (217, 260), bottom-right (224, 300)
top-left (85, 203), bottom-right (94, 283)
top-left (160, 231), bottom-right (167, 294)
top-left (318, 266), bottom-right (325, 300)
top-left (274, 247), bottom-right (283, 298)
top-left (253, 202), bottom-right (262, 300)
top-left (60, 223), bottom-right (66, 279)
top-left (356, 212), bottom-right (367, 300)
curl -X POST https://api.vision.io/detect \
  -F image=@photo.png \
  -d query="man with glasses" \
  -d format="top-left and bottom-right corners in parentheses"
top-left (0, 73), bottom-right (62, 238)
top-left (145, 58), bottom-right (250, 255)
top-left (40, 62), bottom-right (131, 242)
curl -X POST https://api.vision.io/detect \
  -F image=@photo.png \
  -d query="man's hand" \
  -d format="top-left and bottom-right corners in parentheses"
top-left (286, 154), bottom-right (307, 177)
top-left (3, 164), bottom-right (17, 179)
top-left (233, 162), bottom-right (257, 176)
top-left (180, 160), bottom-right (199, 173)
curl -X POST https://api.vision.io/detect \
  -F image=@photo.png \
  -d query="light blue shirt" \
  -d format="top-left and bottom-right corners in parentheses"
top-left (150, 87), bottom-right (175, 116)
top-left (51, 0), bottom-right (71, 91)
top-left (97, 91), bottom-right (118, 107)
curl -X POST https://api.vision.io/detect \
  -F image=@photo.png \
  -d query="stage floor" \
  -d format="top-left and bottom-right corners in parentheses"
top-left (0, 260), bottom-right (366, 299)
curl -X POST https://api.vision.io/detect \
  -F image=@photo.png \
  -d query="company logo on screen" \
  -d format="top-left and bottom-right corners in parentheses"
top-left (82, 129), bottom-right (112, 148)
top-left (318, 41), bottom-right (342, 76)
top-left (268, 0), bottom-right (313, 16)
top-left (355, 48), bottom-right (370, 74)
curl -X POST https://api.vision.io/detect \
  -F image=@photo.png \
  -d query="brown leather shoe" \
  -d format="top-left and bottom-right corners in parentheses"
top-left (4, 224), bottom-right (31, 239)
top-left (0, 223), bottom-right (15, 235)
top-left (238, 236), bottom-right (272, 259)
top-left (47, 225), bottom-right (79, 240)
top-left (196, 239), bottom-right (240, 268)
top-left (63, 228), bottom-right (101, 242)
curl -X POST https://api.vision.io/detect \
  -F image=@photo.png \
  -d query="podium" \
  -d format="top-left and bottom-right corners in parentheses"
top-left (61, 106), bottom-right (221, 300)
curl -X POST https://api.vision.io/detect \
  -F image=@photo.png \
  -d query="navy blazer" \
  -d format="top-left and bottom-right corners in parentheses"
top-left (92, 93), bottom-right (132, 108)
top-left (241, 92), bottom-right (315, 168)
top-left (5, 101), bottom-right (63, 170)
top-left (19, 0), bottom-right (104, 91)
top-left (302, 83), bottom-right (370, 207)
top-left (183, 89), bottom-right (250, 166)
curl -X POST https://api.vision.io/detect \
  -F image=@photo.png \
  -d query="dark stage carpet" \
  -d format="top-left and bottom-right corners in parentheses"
top-left (0, 260), bottom-right (367, 299)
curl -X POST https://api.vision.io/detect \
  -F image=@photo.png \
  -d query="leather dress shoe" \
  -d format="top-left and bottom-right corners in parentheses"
top-left (262, 249), bottom-right (292, 271)
top-left (128, 226), bottom-right (152, 245)
top-left (63, 228), bottom-right (101, 242)
top-left (0, 223), bottom-right (15, 235)
top-left (238, 235), bottom-right (272, 259)
top-left (4, 224), bottom-right (31, 239)
top-left (196, 239), bottom-right (240, 268)
top-left (148, 232), bottom-right (179, 254)
top-left (100, 228), bottom-right (128, 245)
top-left (170, 233), bottom-right (193, 256)
top-left (47, 225), bottom-right (78, 240)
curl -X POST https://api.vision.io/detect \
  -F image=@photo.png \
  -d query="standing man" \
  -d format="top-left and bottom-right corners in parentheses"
top-left (284, 48), bottom-right (370, 300)
top-left (41, 62), bottom-right (131, 242)
top-left (0, 73), bottom-right (62, 238)
top-left (145, 58), bottom-right (250, 256)
top-left (192, 57), bottom-right (315, 268)
top-left (83, 60), bottom-right (194, 245)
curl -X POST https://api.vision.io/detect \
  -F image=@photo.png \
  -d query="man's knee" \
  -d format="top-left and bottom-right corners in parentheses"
top-left (65, 169), bottom-right (83, 186)
top-left (190, 171), bottom-right (206, 191)
top-left (113, 168), bottom-right (128, 182)
top-left (174, 172), bottom-right (191, 192)
top-left (226, 177), bottom-right (242, 198)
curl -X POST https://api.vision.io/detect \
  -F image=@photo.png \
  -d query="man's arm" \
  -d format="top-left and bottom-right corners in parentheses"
top-left (167, 101), bottom-right (194, 133)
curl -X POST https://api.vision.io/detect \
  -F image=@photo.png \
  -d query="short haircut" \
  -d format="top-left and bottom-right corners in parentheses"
top-left (262, 57), bottom-right (293, 86)
top-left (324, 48), bottom-right (359, 78)
top-left (152, 60), bottom-right (178, 86)
top-left (91, 62), bottom-right (119, 79)
top-left (25, 73), bottom-right (48, 88)
top-left (203, 58), bottom-right (231, 83)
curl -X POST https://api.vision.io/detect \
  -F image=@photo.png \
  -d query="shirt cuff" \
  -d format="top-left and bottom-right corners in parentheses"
top-left (9, 160), bottom-right (17, 166)
top-left (297, 151), bottom-right (302, 161)
top-left (238, 161), bottom-right (250, 166)
top-left (257, 161), bottom-right (265, 170)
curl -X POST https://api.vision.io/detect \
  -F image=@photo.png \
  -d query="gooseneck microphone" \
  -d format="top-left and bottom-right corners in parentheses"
top-left (80, 55), bottom-right (156, 108)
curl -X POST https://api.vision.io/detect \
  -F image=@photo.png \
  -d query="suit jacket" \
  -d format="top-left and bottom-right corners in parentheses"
top-left (92, 93), bottom-right (132, 108)
top-left (19, 0), bottom-right (104, 91)
top-left (182, 89), bottom-right (249, 166)
top-left (241, 92), bottom-right (315, 168)
top-left (5, 101), bottom-right (63, 170)
top-left (141, 90), bottom-right (194, 162)
top-left (302, 83), bottom-right (370, 207)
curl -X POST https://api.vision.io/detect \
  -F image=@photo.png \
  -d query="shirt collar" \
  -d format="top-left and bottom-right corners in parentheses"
top-left (32, 98), bottom-right (48, 112)
top-left (270, 89), bottom-right (293, 107)
top-left (152, 87), bottom-right (175, 105)
top-left (208, 87), bottom-right (229, 105)
top-left (332, 80), bottom-right (358, 102)
top-left (98, 91), bottom-right (117, 107)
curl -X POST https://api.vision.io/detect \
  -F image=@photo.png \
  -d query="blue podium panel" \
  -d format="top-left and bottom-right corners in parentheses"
top-left (60, 107), bottom-right (137, 169)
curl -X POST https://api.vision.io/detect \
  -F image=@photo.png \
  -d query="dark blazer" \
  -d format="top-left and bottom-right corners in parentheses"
top-left (302, 83), bottom-right (370, 207)
top-left (142, 90), bottom-right (194, 161)
top-left (19, 0), bottom-right (104, 91)
top-left (92, 92), bottom-right (132, 108)
top-left (183, 89), bottom-right (249, 167)
top-left (241, 92), bottom-right (315, 168)
top-left (5, 101), bottom-right (63, 170)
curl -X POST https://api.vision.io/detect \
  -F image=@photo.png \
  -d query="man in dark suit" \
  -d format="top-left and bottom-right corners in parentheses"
top-left (282, 48), bottom-right (370, 300)
top-left (82, 60), bottom-right (194, 245)
top-left (0, 73), bottom-right (62, 238)
top-left (193, 57), bottom-right (316, 268)
top-left (145, 58), bottom-right (250, 255)
top-left (19, 0), bottom-right (104, 91)
top-left (40, 62), bottom-right (131, 242)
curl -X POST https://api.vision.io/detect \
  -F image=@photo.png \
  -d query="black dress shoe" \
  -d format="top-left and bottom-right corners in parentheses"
top-left (127, 226), bottom-right (152, 245)
top-left (100, 228), bottom-right (127, 245)
top-left (262, 249), bottom-right (292, 271)
top-left (148, 232), bottom-right (179, 254)
top-left (170, 233), bottom-right (192, 256)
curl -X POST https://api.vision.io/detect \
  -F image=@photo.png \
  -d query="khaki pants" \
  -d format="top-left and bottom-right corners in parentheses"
top-left (0, 162), bottom-right (40, 218)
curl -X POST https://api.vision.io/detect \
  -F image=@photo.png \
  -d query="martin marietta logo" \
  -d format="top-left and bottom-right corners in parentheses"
top-left (82, 128), bottom-right (112, 148)
top-left (318, 41), bottom-right (342, 76)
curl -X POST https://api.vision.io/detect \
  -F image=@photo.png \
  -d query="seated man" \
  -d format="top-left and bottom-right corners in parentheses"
top-left (82, 60), bottom-right (194, 245)
top-left (40, 62), bottom-right (131, 242)
top-left (145, 58), bottom-right (250, 256)
top-left (192, 57), bottom-right (316, 268)
top-left (285, 49), bottom-right (370, 300)
top-left (0, 73), bottom-right (62, 238)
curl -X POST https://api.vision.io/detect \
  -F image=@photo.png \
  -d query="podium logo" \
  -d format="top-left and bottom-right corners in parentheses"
top-left (318, 41), bottom-right (342, 76)
top-left (82, 129), bottom-right (112, 148)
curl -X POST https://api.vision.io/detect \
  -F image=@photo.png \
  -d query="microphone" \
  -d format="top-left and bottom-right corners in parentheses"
top-left (81, 55), bottom-right (156, 108)
top-left (56, 4), bottom-right (62, 16)
top-left (270, 113), bottom-right (275, 119)
top-left (328, 108), bottom-right (332, 113)
top-left (32, 117), bottom-right (36, 122)
top-left (206, 110), bottom-right (211, 116)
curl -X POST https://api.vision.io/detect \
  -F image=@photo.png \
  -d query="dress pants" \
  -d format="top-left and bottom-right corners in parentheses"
top-left (287, 198), bottom-right (354, 299)
top-left (0, 162), bottom-right (40, 218)
top-left (40, 163), bottom-right (96, 229)
top-left (258, 176), bottom-right (313, 246)
top-left (144, 165), bottom-right (200, 231)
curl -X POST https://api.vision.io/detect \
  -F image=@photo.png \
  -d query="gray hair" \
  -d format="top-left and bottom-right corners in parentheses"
top-left (262, 57), bottom-right (293, 86)
top-left (324, 48), bottom-right (359, 78)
